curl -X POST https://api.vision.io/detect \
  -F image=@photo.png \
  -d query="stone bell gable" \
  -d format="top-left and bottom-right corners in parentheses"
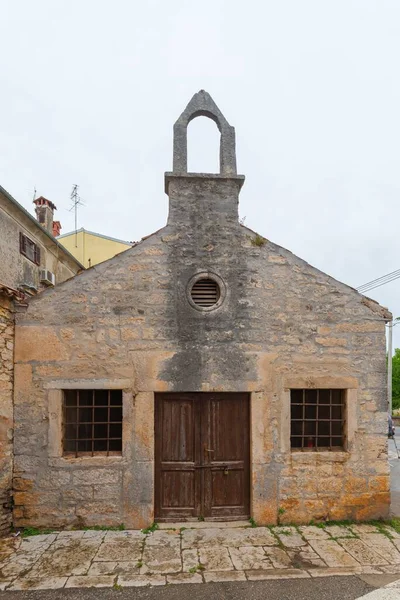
top-left (13, 91), bottom-right (390, 529)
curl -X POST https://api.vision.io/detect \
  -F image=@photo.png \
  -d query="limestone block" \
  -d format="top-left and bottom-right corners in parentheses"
top-left (142, 543), bottom-right (182, 574)
top-left (72, 469), bottom-right (121, 486)
top-left (65, 576), bottom-right (115, 588)
top-left (343, 477), bottom-right (368, 494)
top-left (15, 327), bottom-right (69, 362)
top-left (198, 547), bottom-right (234, 572)
top-left (317, 477), bottom-right (343, 496)
top-left (229, 546), bottom-right (272, 570)
top-left (337, 538), bottom-right (388, 566)
top-left (308, 540), bottom-right (359, 567)
top-left (368, 476), bottom-right (390, 493)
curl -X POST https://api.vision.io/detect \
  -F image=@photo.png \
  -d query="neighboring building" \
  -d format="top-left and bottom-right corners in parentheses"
top-left (0, 187), bottom-right (83, 535)
top-left (13, 91), bottom-right (391, 531)
top-left (57, 228), bottom-right (133, 268)
top-left (0, 284), bottom-right (24, 536)
top-left (0, 187), bottom-right (84, 292)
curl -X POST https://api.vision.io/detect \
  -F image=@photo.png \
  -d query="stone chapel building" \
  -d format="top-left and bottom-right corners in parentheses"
top-left (12, 91), bottom-right (391, 530)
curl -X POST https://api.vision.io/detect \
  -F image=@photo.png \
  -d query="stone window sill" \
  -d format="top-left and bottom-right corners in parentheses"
top-left (290, 449), bottom-right (349, 463)
top-left (49, 455), bottom-right (124, 468)
top-left (63, 451), bottom-right (122, 459)
top-left (291, 448), bottom-right (346, 453)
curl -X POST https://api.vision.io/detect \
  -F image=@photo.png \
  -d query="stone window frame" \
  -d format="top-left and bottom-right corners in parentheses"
top-left (280, 376), bottom-right (358, 456)
top-left (63, 389), bottom-right (123, 457)
top-left (289, 388), bottom-right (346, 451)
top-left (186, 271), bottom-right (227, 313)
top-left (47, 379), bottom-right (132, 467)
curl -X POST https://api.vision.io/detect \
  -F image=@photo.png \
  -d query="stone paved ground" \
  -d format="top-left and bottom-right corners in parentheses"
top-left (2, 523), bottom-right (400, 592)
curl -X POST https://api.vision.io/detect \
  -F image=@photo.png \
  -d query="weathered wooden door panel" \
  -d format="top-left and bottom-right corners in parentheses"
top-left (211, 470), bottom-right (244, 507)
top-left (155, 393), bottom-right (250, 521)
top-left (155, 394), bottom-right (201, 519)
top-left (160, 471), bottom-right (195, 509)
top-left (203, 394), bottom-right (250, 518)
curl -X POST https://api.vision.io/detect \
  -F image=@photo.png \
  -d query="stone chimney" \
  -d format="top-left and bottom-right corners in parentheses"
top-left (33, 196), bottom-right (57, 235)
top-left (52, 221), bottom-right (62, 237)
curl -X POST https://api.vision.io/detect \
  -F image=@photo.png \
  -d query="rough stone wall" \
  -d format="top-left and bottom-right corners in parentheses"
top-left (0, 295), bottom-right (14, 536)
top-left (12, 173), bottom-right (390, 529)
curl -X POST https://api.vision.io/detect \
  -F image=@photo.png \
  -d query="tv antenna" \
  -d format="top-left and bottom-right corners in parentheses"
top-left (69, 184), bottom-right (85, 247)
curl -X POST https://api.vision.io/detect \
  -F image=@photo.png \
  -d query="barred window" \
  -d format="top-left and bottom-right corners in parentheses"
top-left (290, 389), bottom-right (345, 451)
top-left (63, 390), bottom-right (123, 457)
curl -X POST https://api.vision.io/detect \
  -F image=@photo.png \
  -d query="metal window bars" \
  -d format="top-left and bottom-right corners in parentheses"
top-left (63, 389), bottom-right (123, 457)
top-left (290, 389), bottom-right (345, 451)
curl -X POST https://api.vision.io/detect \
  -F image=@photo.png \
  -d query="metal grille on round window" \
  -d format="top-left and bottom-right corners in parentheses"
top-left (190, 278), bottom-right (220, 307)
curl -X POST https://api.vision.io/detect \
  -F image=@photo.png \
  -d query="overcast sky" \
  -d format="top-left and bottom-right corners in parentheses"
top-left (1, 0), bottom-right (399, 347)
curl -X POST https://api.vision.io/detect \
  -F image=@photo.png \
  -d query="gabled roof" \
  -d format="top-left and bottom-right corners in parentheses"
top-left (31, 219), bottom-right (392, 323)
top-left (57, 227), bottom-right (133, 246)
top-left (240, 223), bottom-right (392, 322)
top-left (0, 185), bottom-right (84, 270)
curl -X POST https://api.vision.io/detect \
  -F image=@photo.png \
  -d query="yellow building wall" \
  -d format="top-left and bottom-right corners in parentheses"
top-left (58, 231), bottom-right (131, 268)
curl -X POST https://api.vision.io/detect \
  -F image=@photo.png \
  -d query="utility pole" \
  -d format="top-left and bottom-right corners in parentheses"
top-left (388, 318), bottom-right (400, 415)
top-left (388, 321), bottom-right (393, 415)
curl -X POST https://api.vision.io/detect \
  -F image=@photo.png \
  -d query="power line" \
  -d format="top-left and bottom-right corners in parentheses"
top-left (357, 267), bottom-right (400, 291)
top-left (357, 271), bottom-right (400, 292)
top-left (357, 268), bottom-right (400, 293)
top-left (360, 276), bottom-right (400, 293)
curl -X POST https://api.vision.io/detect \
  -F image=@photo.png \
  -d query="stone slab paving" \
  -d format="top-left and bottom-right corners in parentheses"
top-left (2, 523), bottom-right (400, 590)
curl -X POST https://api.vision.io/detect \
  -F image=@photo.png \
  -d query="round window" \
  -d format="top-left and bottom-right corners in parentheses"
top-left (187, 272), bottom-right (226, 312)
top-left (190, 278), bottom-right (220, 308)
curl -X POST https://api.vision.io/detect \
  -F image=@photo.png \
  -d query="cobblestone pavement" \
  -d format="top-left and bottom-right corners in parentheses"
top-left (2, 523), bottom-right (400, 592)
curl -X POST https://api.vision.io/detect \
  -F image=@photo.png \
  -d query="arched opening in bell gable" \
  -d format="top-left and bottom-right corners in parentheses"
top-left (187, 116), bottom-right (221, 174)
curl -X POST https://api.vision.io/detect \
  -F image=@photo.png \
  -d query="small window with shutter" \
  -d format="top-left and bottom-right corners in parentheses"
top-left (19, 233), bottom-right (41, 265)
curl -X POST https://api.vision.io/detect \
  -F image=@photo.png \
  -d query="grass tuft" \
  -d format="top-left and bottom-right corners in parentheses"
top-left (83, 524), bottom-right (125, 532)
top-left (21, 527), bottom-right (55, 537)
top-left (249, 517), bottom-right (257, 528)
top-left (141, 522), bottom-right (159, 534)
top-left (189, 563), bottom-right (205, 573)
top-left (323, 520), bottom-right (354, 528)
top-left (384, 518), bottom-right (400, 535)
top-left (250, 234), bottom-right (266, 247)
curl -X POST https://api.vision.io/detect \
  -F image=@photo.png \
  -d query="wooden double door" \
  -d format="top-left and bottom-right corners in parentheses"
top-left (155, 393), bottom-right (250, 521)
